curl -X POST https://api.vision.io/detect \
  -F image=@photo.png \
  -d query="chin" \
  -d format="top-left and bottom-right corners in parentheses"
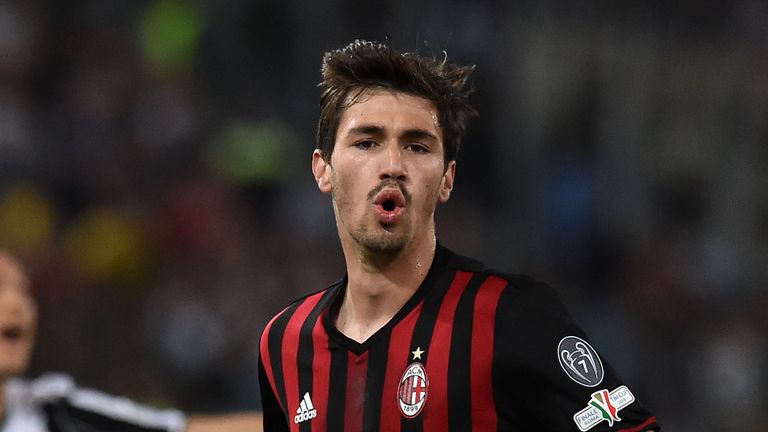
top-left (369, 241), bottom-right (406, 255)
top-left (365, 236), bottom-right (408, 255)
top-left (0, 353), bottom-right (32, 378)
top-left (0, 364), bottom-right (28, 379)
top-left (357, 231), bottom-right (409, 255)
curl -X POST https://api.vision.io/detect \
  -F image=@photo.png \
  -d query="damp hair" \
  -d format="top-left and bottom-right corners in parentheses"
top-left (316, 40), bottom-right (477, 165)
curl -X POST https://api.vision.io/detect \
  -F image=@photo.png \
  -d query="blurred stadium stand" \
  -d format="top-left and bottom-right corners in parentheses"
top-left (1, 1), bottom-right (766, 430)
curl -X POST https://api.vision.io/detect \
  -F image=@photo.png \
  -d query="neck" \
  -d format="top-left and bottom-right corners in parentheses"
top-left (335, 234), bottom-right (437, 343)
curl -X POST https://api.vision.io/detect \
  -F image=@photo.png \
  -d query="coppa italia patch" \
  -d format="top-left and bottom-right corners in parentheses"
top-left (573, 386), bottom-right (635, 431)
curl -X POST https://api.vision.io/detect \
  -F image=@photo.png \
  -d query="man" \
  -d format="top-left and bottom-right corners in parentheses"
top-left (258, 40), bottom-right (660, 431)
top-left (0, 249), bottom-right (262, 432)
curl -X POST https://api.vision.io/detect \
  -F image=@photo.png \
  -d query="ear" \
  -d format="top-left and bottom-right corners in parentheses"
top-left (438, 160), bottom-right (456, 203)
top-left (312, 149), bottom-right (333, 194)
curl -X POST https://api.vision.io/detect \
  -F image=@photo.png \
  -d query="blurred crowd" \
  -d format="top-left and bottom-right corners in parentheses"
top-left (0, 1), bottom-right (766, 431)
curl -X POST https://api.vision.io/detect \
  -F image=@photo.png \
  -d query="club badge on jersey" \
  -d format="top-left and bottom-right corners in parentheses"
top-left (398, 347), bottom-right (429, 418)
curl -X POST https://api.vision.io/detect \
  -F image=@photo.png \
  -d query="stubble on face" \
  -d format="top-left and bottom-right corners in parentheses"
top-left (332, 175), bottom-right (414, 255)
top-left (321, 90), bottom-right (450, 262)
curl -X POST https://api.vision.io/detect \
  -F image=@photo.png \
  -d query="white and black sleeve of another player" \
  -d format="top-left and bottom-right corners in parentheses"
top-left (4, 373), bottom-right (187, 432)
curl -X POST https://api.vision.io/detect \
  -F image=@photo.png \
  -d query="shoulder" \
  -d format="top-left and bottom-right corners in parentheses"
top-left (438, 247), bottom-right (576, 338)
top-left (259, 280), bottom-right (341, 343)
top-left (6, 372), bottom-right (76, 403)
top-left (440, 247), bottom-right (577, 341)
top-left (2, 375), bottom-right (65, 432)
top-left (442, 246), bottom-right (560, 308)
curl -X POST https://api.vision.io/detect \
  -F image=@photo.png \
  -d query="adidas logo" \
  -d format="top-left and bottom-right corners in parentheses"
top-left (294, 392), bottom-right (318, 424)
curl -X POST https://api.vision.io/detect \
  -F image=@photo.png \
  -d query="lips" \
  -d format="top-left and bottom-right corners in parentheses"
top-left (373, 188), bottom-right (406, 224)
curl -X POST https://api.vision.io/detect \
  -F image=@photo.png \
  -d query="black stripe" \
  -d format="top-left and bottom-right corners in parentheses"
top-left (296, 292), bottom-right (334, 432)
top-left (327, 338), bottom-right (348, 431)
top-left (268, 300), bottom-right (304, 422)
top-left (400, 270), bottom-right (456, 432)
top-left (447, 272), bottom-right (486, 432)
top-left (494, 284), bottom-right (521, 432)
top-left (362, 327), bottom-right (391, 432)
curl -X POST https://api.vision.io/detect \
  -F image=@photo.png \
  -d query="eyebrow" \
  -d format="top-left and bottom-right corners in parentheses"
top-left (348, 125), bottom-right (385, 137)
top-left (347, 125), bottom-right (439, 142)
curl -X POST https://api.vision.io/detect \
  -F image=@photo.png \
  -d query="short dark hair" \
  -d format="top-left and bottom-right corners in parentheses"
top-left (316, 40), bottom-right (477, 165)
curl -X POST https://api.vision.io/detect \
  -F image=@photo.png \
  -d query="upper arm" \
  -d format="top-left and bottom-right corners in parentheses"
top-left (493, 282), bottom-right (661, 431)
top-left (258, 348), bottom-right (290, 432)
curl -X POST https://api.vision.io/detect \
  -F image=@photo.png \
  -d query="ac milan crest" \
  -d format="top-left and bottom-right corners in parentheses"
top-left (398, 362), bottom-right (429, 418)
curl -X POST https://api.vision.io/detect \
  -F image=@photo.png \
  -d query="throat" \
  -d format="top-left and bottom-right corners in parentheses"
top-left (335, 237), bottom-right (437, 343)
top-left (335, 312), bottom-right (392, 344)
top-left (333, 282), bottom-right (412, 344)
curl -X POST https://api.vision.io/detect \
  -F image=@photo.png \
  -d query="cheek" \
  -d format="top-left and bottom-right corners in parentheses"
top-left (417, 173), bottom-right (445, 208)
top-left (20, 297), bottom-right (38, 325)
top-left (331, 171), bottom-right (361, 211)
top-left (28, 306), bottom-right (38, 328)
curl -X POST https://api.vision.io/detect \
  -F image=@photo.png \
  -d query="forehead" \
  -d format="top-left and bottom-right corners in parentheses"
top-left (338, 89), bottom-right (441, 136)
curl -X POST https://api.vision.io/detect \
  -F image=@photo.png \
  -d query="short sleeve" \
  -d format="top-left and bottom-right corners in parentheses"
top-left (492, 280), bottom-right (660, 432)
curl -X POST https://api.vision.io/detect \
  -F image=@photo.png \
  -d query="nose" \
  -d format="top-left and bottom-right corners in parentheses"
top-left (379, 144), bottom-right (407, 182)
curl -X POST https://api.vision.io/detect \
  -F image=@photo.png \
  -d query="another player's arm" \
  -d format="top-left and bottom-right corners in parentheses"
top-left (186, 413), bottom-right (263, 432)
top-left (35, 374), bottom-right (263, 432)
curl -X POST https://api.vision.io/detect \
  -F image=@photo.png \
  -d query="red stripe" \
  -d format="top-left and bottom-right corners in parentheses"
top-left (470, 276), bottom-right (508, 432)
top-left (281, 292), bottom-right (325, 432)
top-left (379, 302), bottom-right (424, 431)
top-left (259, 305), bottom-right (290, 412)
top-left (618, 416), bottom-right (658, 432)
top-left (345, 351), bottom-right (369, 432)
top-left (311, 309), bottom-right (331, 431)
top-left (423, 271), bottom-right (473, 430)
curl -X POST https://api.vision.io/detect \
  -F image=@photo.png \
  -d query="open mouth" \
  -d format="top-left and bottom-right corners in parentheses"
top-left (381, 199), bottom-right (397, 212)
top-left (374, 188), bottom-right (405, 209)
top-left (373, 188), bottom-right (406, 224)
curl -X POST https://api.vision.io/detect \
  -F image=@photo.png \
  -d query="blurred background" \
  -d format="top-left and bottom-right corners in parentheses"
top-left (1, 0), bottom-right (766, 430)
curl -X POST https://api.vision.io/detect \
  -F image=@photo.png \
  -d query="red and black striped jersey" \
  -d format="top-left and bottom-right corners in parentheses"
top-left (258, 245), bottom-right (660, 432)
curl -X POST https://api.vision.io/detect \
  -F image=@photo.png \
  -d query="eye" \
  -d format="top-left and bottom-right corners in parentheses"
top-left (353, 140), bottom-right (376, 150)
top-left (406, 143), bottom-right (429, 154)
